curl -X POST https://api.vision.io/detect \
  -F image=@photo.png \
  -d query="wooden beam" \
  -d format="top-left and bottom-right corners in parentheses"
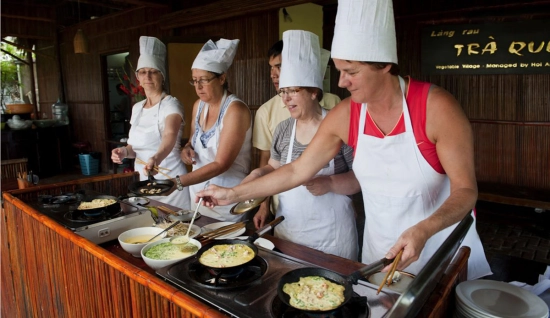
top-left (0, 13), bottom-right (55, 23)
top-left (106, 0), bottom-right (169, 9)
top-left (0, 49), bottom-right (29, 65)
top-left (1, 33), bottom-right (54, 41)
top-left (312, 0), bottom-right (337, 5)
top-left (1, 15), bottom-right (56, 41)
top-left (1, 39), bottom-right (54, 60)
top-left (64, 0), bottom-right (131, 11)
top-left (470, 119), bottom-right (550, 127)
top-left (1, 3), bottom-right (56, 21)
top-left (161, 0), bottom-right (313, 29)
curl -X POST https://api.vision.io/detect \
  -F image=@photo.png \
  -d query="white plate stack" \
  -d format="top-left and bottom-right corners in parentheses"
top-left (455, 280), bottom-right (549, 318)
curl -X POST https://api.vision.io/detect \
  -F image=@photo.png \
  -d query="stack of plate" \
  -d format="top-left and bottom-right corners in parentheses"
top-left (455, 280), bottom-right (549, 318)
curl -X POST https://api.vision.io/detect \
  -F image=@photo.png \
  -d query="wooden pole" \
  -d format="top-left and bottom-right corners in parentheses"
top-left (26, 49), bottom-right (38, 119)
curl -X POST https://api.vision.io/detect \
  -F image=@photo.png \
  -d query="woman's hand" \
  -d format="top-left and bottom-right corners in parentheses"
top-left (382, 223), bottom-right (431, 272)
top-left (196, 184), bottom-right (237, 207)
top-left (240, 169), bottom-right (262, 184)
top-left (180, 143), bottom-right (196, 165)
top-left (111, 147), bottom-right (127, 164)
top-left (303, 176), bottom-right (332, 196)
top-left (143, 157), bottom-right (158, 176)
top-left (253, 201), bottom-right (270, 229)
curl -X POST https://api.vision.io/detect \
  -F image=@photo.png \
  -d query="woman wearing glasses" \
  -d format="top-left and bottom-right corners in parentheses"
top-left (178, 38), bottom-right (252, 222)
top-left (111, 36), bottom-right (191, 210)
top-left (242, 31), bottom-right (358, 260)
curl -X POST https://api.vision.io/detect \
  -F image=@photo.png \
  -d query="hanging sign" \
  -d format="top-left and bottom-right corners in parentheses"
top-left (421, 20), bottom-right (550, 75)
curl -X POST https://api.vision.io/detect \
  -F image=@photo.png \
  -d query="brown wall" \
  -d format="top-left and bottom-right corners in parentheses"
top-left (324, 1), bottom-right (550, 191)
top-left (34, 7), bottom-right (278, 172)
top-left (33, 7), bottom-right (171, 171)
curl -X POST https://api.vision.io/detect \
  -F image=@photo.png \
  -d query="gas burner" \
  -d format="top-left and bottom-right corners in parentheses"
top-left (83, 209), bottom-right (103, 217)
top-left (38, 194), bottom-right (80, 205)
top-left (270, 293), bottom-right (368, 318)
top-left (207, 266), bottom-right (244, 278)
top-left (64, 210), bottom-right (109, 222)
top-left (38, 195), bottom-right (54, 203)
top-left (41, 203), bottom-right (61, 209)
top-left (187, 256), bottom-right (267, 289)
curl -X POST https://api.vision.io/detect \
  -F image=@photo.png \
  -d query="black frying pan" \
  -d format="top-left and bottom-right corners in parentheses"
top-left (195, 216), bottom-right (284, 271)
top-left (77, 194), bottom-right (121, 215)
top-left (128, 173), bottom-right (174, 196)
top-left (277, 257), bottom-right (394, 313)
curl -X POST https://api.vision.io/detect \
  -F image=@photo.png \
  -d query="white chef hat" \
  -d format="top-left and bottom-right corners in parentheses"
top-left (191, 38), bottom-right (240, 74)
top-left (331, 0), bottom-right (398, 64)
top-left (320, 48), bottom-right (331, 78)
top-left (279, 30), bottom-right (323, 90)
top-left (136, 36), bottom-right (167, 79)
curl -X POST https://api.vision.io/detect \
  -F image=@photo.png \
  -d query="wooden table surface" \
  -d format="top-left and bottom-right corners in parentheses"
top-left (101, 199), bottom-right (364, 276)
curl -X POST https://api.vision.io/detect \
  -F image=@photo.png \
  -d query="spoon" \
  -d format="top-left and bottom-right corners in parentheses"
top-left (170, 237), bottom-right (199, 253)
top-left (135, 220), bottom-right (181, 244)
top-left (170, 181), bottom-right (210, 245)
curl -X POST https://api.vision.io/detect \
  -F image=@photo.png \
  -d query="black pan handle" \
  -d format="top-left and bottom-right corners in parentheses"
top-left (348, 257), bottom-right (394, 284)
top-left (146, 169), bottom-right (156, 182)
top-left (249, 216), bottom-right (285, 242)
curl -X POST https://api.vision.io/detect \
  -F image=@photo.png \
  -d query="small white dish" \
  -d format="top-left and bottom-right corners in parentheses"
top-left (367, 271), bottom-right (415, 294)
top-left (124, 197), bottom-right (150, 205)
top-left (202, 221), bottom-right (246, 239)
top-left (235, 236), bottom-right (275, 250)
top-left (168, 209), bottom-right (201, 222)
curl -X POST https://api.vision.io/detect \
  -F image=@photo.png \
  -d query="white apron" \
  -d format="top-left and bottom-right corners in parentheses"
top-left (275, 110), bottom-right (358, 260)
top-left (127, 96), bottom-right (191, 210)
top-left (353, 76), bottom-right (491, 279)
top-left (189, 92), bottom-right (252, 222)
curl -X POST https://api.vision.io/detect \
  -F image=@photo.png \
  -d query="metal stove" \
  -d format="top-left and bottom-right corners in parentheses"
top-left (157, 248), bottom-right (400, 318)
top-left (27, 190), bottom-right (154, 244)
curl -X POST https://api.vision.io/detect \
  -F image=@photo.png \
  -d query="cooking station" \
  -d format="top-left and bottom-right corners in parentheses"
top-left (2, 174), bottom-right (468, 318)
top-left (157, 248), bottom-right (399, 318)
top-left (26, 190), bottom-right (153, 244)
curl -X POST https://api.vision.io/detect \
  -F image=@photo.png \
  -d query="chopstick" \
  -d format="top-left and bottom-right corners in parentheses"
top-left (135, 158), bottom-right (173, 179)
top-left (195, 221), bottom-right (247, 242)
top-left (135, 158), bottom-right (171, 171)
top-left (153, 168), bottom-right (172, 180)
top-left (376, 249), bottom-right (403, 295)
top-left (386, 255), bottom-right (401, 286)
top-left (198, 222), bottom-right (246, 239)
top-left (157, 205), bottom-right (179, 216)
top-left (202, 223), bottom-right (246, 239)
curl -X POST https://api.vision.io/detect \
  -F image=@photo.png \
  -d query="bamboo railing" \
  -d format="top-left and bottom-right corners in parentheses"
top-left (0, 158), bottom-right (29, 180)
top-left (1, 173), bottom-right (227, 318)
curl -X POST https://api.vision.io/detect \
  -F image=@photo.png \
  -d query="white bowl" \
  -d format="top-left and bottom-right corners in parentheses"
top-left (118, 227), bottom-right (167, 257)
top-left (141, 238), bottom-right (201, 270)
top-left (7, 119), bottom-right (32, 130)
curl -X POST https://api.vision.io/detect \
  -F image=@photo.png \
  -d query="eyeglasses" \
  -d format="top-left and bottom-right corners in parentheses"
top-left (189, 76), bottom-right (217, 86)
top-left (278, 88), bottom-right (302, 98)
top-left (136, 69), bottom-right (161, 77)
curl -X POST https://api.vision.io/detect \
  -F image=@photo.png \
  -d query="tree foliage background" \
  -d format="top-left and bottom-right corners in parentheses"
top-left (1, 40), bottom-right (24, 105)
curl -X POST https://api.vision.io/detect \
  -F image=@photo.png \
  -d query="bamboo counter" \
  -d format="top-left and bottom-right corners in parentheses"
top-left (1, 173), bottom-right (467, 318)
